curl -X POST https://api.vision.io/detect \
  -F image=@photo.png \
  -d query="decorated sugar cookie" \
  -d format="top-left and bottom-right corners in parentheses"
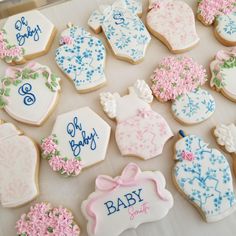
top-left (88, 0), bottom-right (151, 64)
top-left (100, 80), bottom-right (173, 159)
top-left (214, 123), bottom-right (236, 176)
top-left (197, 0), bottom-right (236, 46)
top-left (1, 10), bottom-right (56, 64)
top-left (0, 62), bottom-right (61, 126)
top-left (146, 0), bottom-right (199, 53)
top-left (82, 162), bottom-right (173, 236)
top-left (0, 120), bottom-right (39, 208)
top-left (173, 130), bottom-right (236, 222)
top-left (210, 48), bottom-right (236, 102)
top-left (16, 202), bottom-right (80, 235)
top-left (55, 25), bottom-right (106, 93)
top-left (41, 107), bottom-right (110, 176)
top-left (151, 56), bottom-right (215, 124)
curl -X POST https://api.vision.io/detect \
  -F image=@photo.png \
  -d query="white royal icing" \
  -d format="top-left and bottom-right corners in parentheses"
top-left (171, 88), bottom-right (215, 124)
top-left (0, 122), bottom-right (39, 208)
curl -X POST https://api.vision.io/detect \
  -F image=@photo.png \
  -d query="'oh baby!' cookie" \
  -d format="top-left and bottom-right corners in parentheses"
top-left (146, 0), bottom-right (199, 53)
top-left (173, 130), bottom-right (236, 222)
top-left (0, 120), bottom-right (39, 208)
top-left (100, 80), bottom-right (173, 160)
top-left (0, 62), bottom-right (61, 126)
top-left (1, 10), bottom-right (56, 65)
top-left (210, 48), bottom-right (236, 102)
top-left (82, 163), bottom-right (173, 236)
top-left (88, 0), bottom-right (151, 64)
top-left (41, 107), bottom-right (111, 176)
top-left (55, 25), bottom-right (106, 93)
top-left (197, 0), bottom-right (236, 46)
top-left (151, 56), bottom-right (215, 124)
top-left (16, 202), bottom-right (80, 236)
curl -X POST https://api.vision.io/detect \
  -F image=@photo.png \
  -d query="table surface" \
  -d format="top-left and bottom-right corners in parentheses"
top-left (1, 0), bottom-right (236, 235)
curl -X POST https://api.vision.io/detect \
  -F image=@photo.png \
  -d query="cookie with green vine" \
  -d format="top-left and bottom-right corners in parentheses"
top-left (0, 62), bottom-right (61, 125)
top-left (210, 48), bottom-right (236, 102)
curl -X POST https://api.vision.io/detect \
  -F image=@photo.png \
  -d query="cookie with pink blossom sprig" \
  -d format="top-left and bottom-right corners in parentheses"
top-left (197, 0), bottom-right (236, 46)
top-left (151, 56), bottom-right (215, 125)
top-left (16, 202), bottom-right (80, 236)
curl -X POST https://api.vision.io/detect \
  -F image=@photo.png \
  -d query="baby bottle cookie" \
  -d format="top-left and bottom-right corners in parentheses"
top-left (0, 62), bottom-right (61, 126)
top-left (55, 24), bottom-right (106, 93)
top-left (88, 0), bottom-right (151, 64)
top-left (197, 0), bottom-right (236, 46)
top-left (173, 130), bottom-right (236, 222)
top-left (82, 163), bottom-right (173, 236)
top-left (1, 10), bottom-right (56, 65)
top-left (0, 120), bottom-right (39, 208)
top-left (100, 80), bottom-right (173, 159)
top-left (41, 107), bottom-right (111, 177)
top-left (146, 0), bottom-right (199, 53)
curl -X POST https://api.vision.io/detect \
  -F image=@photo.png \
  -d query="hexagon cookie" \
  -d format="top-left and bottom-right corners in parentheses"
top-left (1, 10), bottom-right (56, 65)
top-left (41, 107), bottom-right (111, 177)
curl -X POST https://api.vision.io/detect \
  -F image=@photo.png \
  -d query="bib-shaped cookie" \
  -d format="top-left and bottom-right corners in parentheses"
top-left (146, 0), bottom-right (199, 53)
top-left (16, 202), bottom-right (80, 235)
top-left (82, 163), bottom-right (173, 236)
top-left (41, 107), bottom-right (111, 176)
top-left (197, 0), bottom-right (236, 46)
top-left (55, 25), bottom-right (106, 93)
top-left (210, 48), bottom-right (236, 102)
top-left (1, 10), bottom-right (56, 65)
top-left (171, 88), bottom-right (215, 124)
top-left (0, 121), bottom-right (39, 208)
top-left (100, 80), bottom-right (173, 160)
top-left (0, 62), bottom-right (61, 126)
top-left (88, 0), bottom-right (151, 64)
top-left (173, 130), bottom-right (236, 222)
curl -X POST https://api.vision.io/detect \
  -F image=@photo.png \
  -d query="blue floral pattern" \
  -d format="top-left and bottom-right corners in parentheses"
top-left (55, 26), bottom-right (106, 92)
top-left (171, 88), bottom-right (215, 124)
top-left (88, 0), bottom-right (150, 63)
top-left (174, 134), bottom-right (236, 222)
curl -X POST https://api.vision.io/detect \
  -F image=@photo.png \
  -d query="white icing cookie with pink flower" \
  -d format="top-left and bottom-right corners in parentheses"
top-left (146, 0), bottom-right (199, 53)
top-left (0, 120), bottom-right (39, 208)
top-left (82, 162), bottom-right (173, 236)
top-left (41, 107), bottom-right (111, 177)
top-left (197, 0), bottom-right (236, 46)
top-left (16, 202), bottom-right (80, 235)
top-left (100, 80), bottom-right (173, 160)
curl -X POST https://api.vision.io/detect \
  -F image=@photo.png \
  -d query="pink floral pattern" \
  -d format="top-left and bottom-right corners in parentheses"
top-left (181, 150), bottom-right (195, 161)
top-left (41, 134), bottom-right (82, 176)
top-left (151, 56), bottom-right (206, 102)
top-left (197, 0), bottom-right (236, 25)
top-left (16, 202), bottom-right (80, 236)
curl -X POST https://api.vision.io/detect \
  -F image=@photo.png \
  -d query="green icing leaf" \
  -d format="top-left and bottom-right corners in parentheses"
top-left (4, 88), bottom-right (10, 96)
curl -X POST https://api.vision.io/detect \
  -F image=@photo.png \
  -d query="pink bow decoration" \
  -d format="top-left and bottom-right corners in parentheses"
top-left (60, 36), bottom-right (74, 46)
top-left (181, 150), bottom-right (195, 161)
top-left (150, 0), bottom-right (163, 9)
top-left (137, 108), bottom-right (152, 118)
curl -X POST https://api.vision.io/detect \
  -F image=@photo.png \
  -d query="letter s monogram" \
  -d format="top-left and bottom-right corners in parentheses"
top-left (113, 12), bottom-right (125, 25)
top-left (18, 83), bottom-right (36, 106)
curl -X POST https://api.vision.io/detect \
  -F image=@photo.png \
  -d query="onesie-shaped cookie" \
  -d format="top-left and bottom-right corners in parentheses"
top-left (197, 0), bottom-right (236, 46)
top-left (210, 48), bottom-right (236, 102)
top-left (1, 10), bottom-right (56, 65)
top-left (0, 62), bottom-right (61, 126)
top-left (173, 130), bottom-right (236, 222)
top-left (82, 163), bottom-right (173, 236)
top-left (214, 123), bottom-right (236, 176)
top-left (0, 120), bottom-right (39, 208)
top-left (88, 0), bottom-right (151, 64)
top-left (55, 25), bottom-right (106, 93)
top-left (151, 56), bottom-right (215, 125)
top-left (100, 80), bottom-right (173, 159)
top-left (146, 0), bottom-right (199, 53)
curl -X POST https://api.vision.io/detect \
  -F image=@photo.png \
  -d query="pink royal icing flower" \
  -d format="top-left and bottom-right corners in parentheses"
top-left (41, 137), bottom-right (57, 155)
top-left (60, 36), bottom-right (74, 45)
top-left (182, 150), bottom-right (195, 161)
top-left (49, 155), bottom-right (64, 171)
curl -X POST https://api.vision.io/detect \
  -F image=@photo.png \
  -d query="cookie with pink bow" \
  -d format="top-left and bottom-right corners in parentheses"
top-left (0, 62), bottom-right (61, 126)
top-left (151, 56), bottom-right (216, 125)
top-left (82, 162), bottom-right (173, 236)
top-left (146, 0), bottom-right (199, 53)
top-left (100, 80), bottom-right (173, 160)
top-left (210, 47), bottom-right (236, 102)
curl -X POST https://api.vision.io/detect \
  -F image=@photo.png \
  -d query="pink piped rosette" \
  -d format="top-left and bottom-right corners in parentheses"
top-left (16, 202), bottom-right (80, 236)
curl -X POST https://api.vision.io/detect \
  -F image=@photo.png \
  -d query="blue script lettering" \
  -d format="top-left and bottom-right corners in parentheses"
top-left (18, 83), bottom-right (36, 106)
top-left (67, 116), bottom-right (99, 157)
top-left (113, 12), bottom-right (125, 25)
